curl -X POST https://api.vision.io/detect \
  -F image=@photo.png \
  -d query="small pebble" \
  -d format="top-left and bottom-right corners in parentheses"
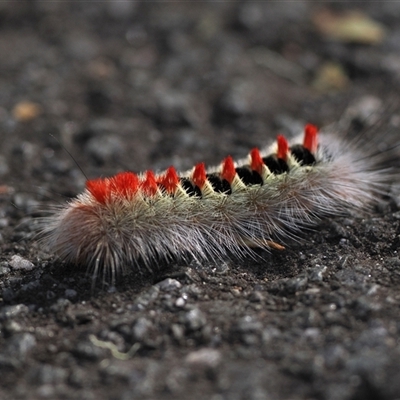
top-left (9, 255), bottom-right (35, 271)
top-left (175, 297), bottom-right (186, 307)
top-left (132, 317), bottom-right (152, 341)
top-left (0, 304), bottom-right (30, 320)
top-left (248, 291), bottom-right (264, 303)
top-left (156, 278), bottom-right (182, 291)
top-left (6, 333), bottom-right (36, 360)
top-left (180, 309), bottom-right (207, 331)
top-left (185, 348), bottom-right (222, 368)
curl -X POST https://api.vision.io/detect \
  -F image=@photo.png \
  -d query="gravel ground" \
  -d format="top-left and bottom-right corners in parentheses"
top-left (1, 2), bottom-right (400, 400)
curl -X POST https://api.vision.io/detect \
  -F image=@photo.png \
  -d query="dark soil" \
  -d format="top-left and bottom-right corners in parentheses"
top-left (1, 2), bottom-right (400, 400)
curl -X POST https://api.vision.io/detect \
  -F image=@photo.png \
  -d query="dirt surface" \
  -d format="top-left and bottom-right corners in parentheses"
top-left (1, 2), bottom-right (400, 400)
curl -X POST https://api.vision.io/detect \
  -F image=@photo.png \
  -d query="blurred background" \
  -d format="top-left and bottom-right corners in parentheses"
top-left (0, 1), bottom-right (399, 198)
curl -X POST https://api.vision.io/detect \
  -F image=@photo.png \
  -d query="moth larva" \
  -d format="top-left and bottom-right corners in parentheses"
top-left (40, 124), bottom-right (388, 283)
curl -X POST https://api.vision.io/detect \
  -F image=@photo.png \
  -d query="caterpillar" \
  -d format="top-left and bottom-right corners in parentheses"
top-left (40, 124), bottom-right (388, 284)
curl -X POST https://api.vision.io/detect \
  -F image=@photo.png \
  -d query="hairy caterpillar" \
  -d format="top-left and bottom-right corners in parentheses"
top-left (40, 124), bottom-right (388, 284)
